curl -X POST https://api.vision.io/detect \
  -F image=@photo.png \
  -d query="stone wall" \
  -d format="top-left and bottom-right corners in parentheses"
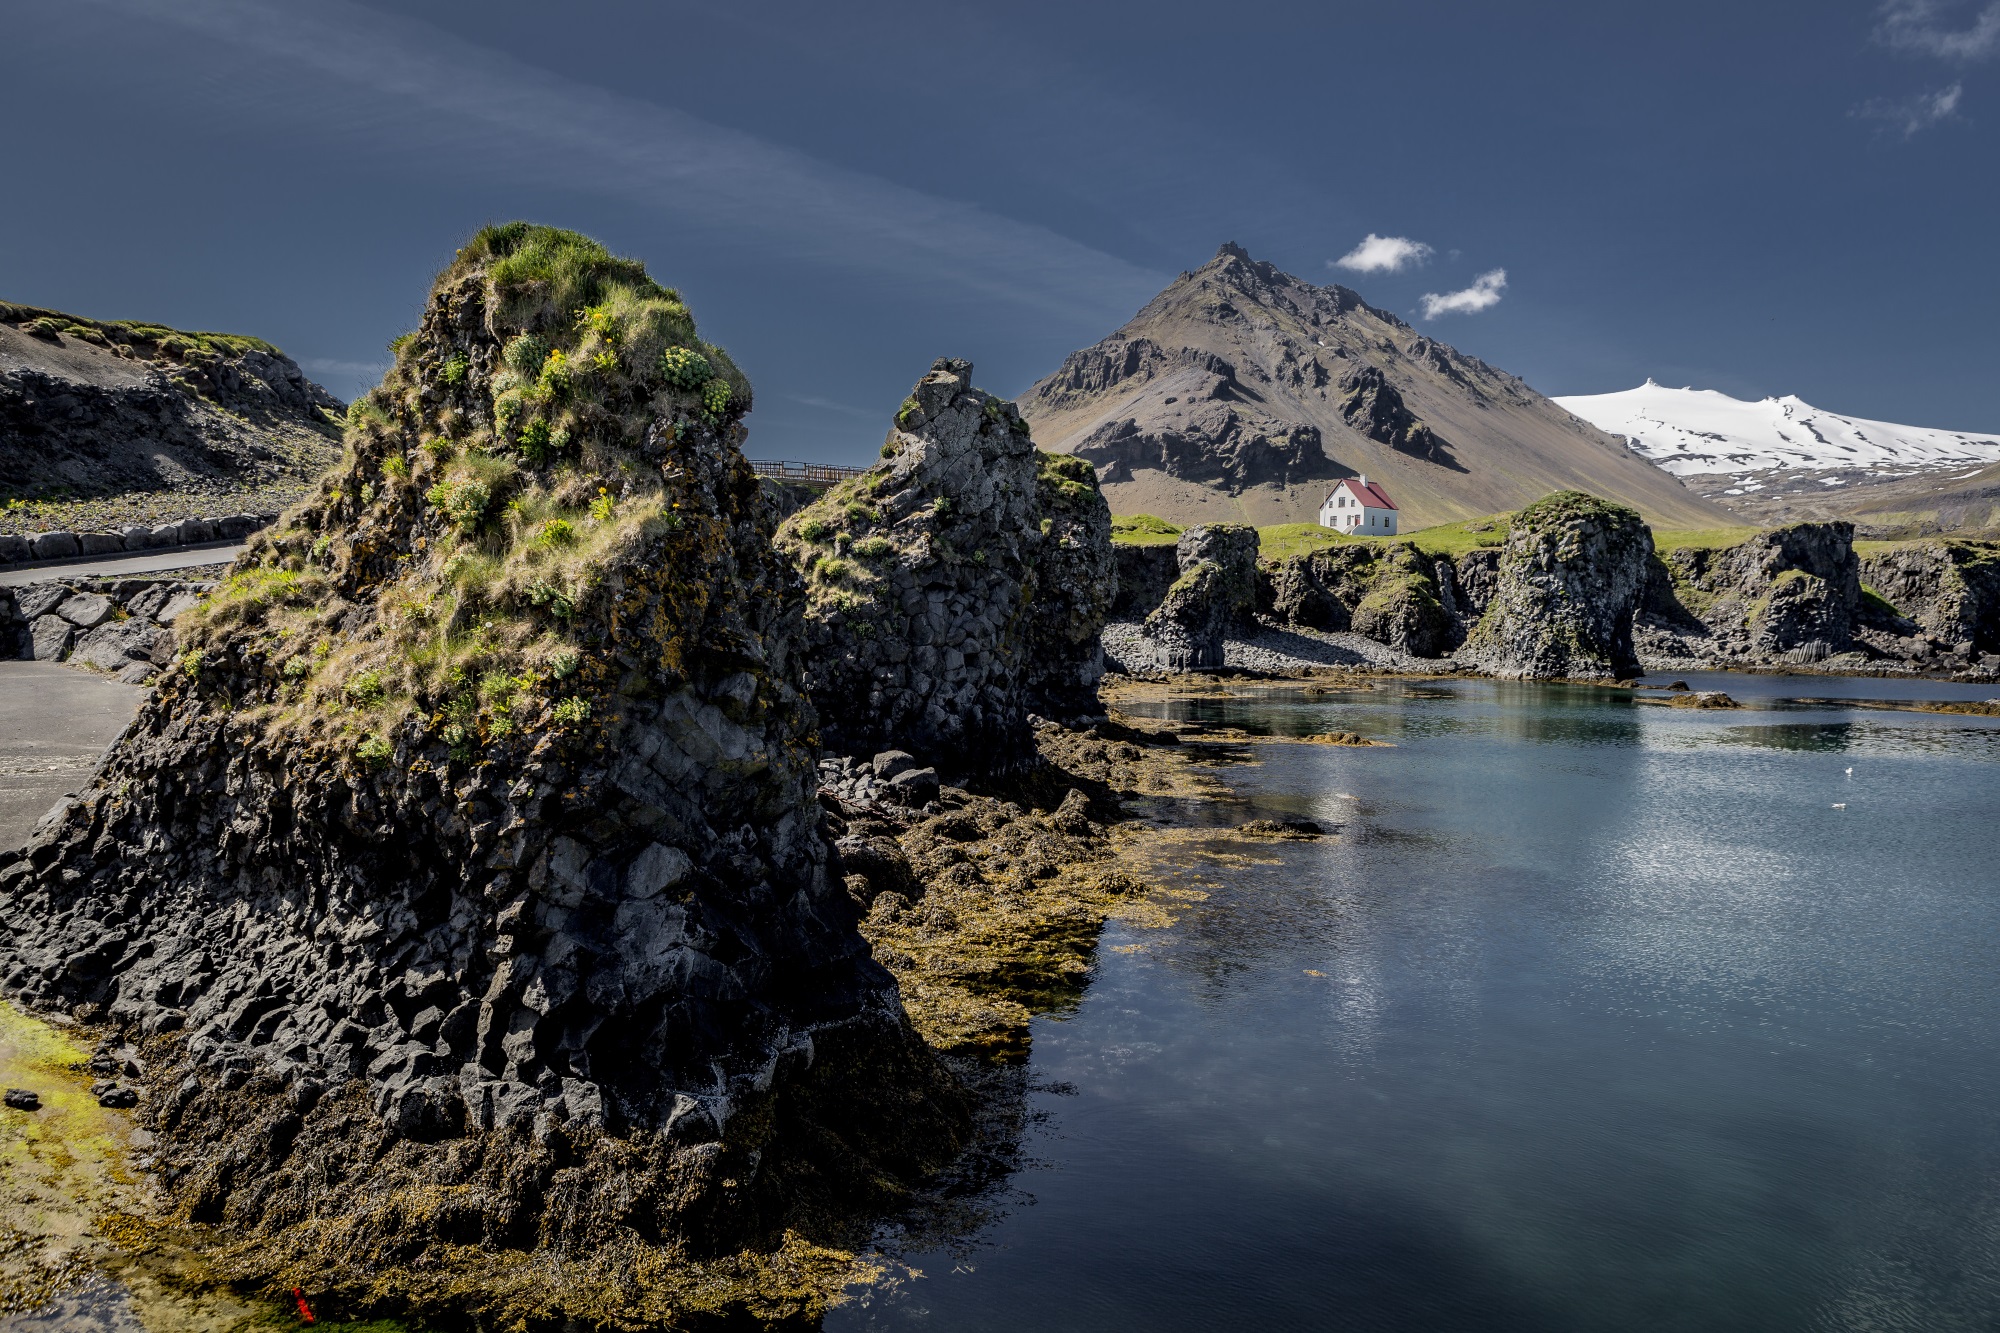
top-left (0, 512), bottom-right (273, 564)
top-left (1, 576), bottom-right (209, 681)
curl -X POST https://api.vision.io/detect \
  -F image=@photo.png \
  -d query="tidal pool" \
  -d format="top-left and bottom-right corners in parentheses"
top-left (830, 676), bottom-right (2000, 1332)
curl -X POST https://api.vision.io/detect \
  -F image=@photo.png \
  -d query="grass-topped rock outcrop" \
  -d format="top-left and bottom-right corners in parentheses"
top-left (775, 358), bottom-right (1115, 770)
top-left (1457, 490), bottom-right (1651, 679)
top-left (0, 224), bottom-right (969, 1328)
top-left (1143, 524), bottom-right (1259, 669)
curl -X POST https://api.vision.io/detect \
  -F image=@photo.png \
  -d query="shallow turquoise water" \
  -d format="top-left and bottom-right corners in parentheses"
top-left (829, 677), bottom-right (2000, 1332)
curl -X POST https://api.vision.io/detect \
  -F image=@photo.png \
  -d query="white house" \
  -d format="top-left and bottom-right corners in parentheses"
top-left (1318, 475), bottom-right (1398, 534)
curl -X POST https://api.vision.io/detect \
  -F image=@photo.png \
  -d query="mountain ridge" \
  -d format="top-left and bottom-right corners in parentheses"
top-left (1019, 244), bottom-right (1731, 530)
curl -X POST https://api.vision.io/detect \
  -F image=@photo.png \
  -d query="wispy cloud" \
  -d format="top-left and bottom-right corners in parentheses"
top-left (1876, 0), bottom-right (2000, 59)
top-left (1420, 269), bottom-right (1507, 319)
top-left (1852, 81), bottom-right (1965, 134)
top-left (75, 0), bottom-right (1165, 327)
top-left (788, 394), bottom-right (882, 420)
top-left (300, 357), bottom-right (389, 378)
top-left (1332, 234), bottom-right (1433, 274)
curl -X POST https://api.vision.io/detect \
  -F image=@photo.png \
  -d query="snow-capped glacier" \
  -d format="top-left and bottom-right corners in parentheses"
top-left (1554, 381), bottom-right (2000, 479)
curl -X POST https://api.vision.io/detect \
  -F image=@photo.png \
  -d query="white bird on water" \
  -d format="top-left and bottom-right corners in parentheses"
top-left (1832, 803), bottom-right (1847, 810)
top-left (1846, 767), bottom-right (1854, 777)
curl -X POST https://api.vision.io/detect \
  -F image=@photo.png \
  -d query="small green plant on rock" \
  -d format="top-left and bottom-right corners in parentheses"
top-left (551, 696), bottom-right (591, 726)
top-left (355, 735), bottom-right (393, 769)
top-left (658, 345), bottom-right (711, 391)
top-left (426, 477), bottom-right (492, 532)
top-left (702, 379), bottom-right (732, 420)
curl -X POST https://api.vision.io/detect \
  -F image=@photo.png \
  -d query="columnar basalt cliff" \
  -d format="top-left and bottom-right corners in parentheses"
top-left (775, 360), bottom-right (1116, 772)
top-left (1022, 453), bottom-right (1118, 719)
top-left (1453, 492), bottom-right (1652, 680)
top-left (1858, 539), bottom-right (2000, 656)
top-left (1264, 542), bottom-right (1456, 656)
top-left (1646, 522), bottom-right (1862, 663)
top-left (0, 226), bottom-right (966, 1325)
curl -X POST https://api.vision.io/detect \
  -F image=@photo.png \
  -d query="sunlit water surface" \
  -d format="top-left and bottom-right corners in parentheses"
top-left (829, 676), bottom-right (2000, 1333)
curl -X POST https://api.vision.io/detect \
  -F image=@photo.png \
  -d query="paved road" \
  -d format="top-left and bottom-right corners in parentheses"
top-left (0, 661), bottom-right (143, 850)
top-left (0, 543), bottom-right (245, 588)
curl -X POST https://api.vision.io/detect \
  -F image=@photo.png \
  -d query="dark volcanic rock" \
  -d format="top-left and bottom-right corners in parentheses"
top-left (1264, 542), bottom-right (1455, 656)
top-left (0, 225), bottom-right (966, 1324)
top-left (1337, 364), bottom-right (1457, 469)
top-left (1457, 490), bottom-right (1651, 679)
top-left (1070, 407), bottom-right (1335, 493)
top-left (1652, 522), bottom-right (1863, 659)
top-left (1144, 524), bottom-right (1259, 669)
top-left (1859, 539), bottom-right (2000, 654)
top-left (1022, 454), bottom-right (1117, 719)
top-left (1111, 543), bottom-right (1178, 620)
top-left (776, 359), bottom-right (1115, 771)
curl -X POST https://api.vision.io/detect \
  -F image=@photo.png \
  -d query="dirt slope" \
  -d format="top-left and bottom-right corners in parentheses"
top-left (0, 303), bottom-right (342, 530)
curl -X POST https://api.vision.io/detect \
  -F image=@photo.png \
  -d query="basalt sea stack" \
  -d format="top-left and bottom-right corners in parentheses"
top-left (1457, 490), bottom-right (1651, 680)
top-left (775, 359), bottom-right (1115, 773)
top-left (0, 225), bottom-right (965, 1326)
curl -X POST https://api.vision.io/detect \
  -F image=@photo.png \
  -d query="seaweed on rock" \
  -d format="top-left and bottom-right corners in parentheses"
top-left (0, 224), bottom-right (969, 1328)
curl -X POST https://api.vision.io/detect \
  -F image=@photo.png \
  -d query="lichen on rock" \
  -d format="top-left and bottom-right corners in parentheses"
top-left (0, 224), bottom-right (968, 1327)
top-left (775, 358), bottom-right (1115, 772)
top-left (1456, 490), bottom-right (1651, 680)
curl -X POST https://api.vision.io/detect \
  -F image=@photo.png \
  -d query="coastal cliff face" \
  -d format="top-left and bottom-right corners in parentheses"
top-left (1859, 540), bottom-right (2000, 655)
top-left (0, 226), bottom-right (965, 1324)
top-left (775, 360), bottom-right (1115, 771)
top-left (1265, 543), bottom-right (1456, 656)
top-left (1022, 453), bottom-right (1117, 719)
top-left (1650, 522), bottom-right (1862, 663)
top-left (1456, 491), bottom-right (1651, 680)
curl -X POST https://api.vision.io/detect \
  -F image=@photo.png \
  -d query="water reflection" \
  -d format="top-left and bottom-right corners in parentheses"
top-left (838, 675), bottom-right (2000, 1333)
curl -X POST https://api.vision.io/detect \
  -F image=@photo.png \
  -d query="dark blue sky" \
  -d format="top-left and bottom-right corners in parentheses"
top-left (6, 0), bottom-right (1996, 461)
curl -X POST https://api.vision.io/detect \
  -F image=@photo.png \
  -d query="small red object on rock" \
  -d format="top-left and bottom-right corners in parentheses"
top-left (292, 1288), bottom-right (315, 1324)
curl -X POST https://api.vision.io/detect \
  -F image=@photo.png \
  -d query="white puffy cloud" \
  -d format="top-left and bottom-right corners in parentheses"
top-left (1876, 0), bottom-right (2000, 59)
top-left (1419, 269), bottom-right (1507, 319)
top-left (1331, 234), bottom-right (1434, 274)
top-left (1852, 81), bottom-right (1965, 134)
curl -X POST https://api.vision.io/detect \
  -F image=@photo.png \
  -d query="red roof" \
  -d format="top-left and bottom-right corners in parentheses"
top-left (1334, 478), bottom-right (1397, 511)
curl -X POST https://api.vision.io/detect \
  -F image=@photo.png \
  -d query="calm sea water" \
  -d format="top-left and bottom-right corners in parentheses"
top-left (829, 675), bottom-right (2000, 1333)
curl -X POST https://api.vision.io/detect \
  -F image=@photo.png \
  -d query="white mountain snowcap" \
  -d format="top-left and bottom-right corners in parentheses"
top-left (1553, 381), bottom-right (2000, 478)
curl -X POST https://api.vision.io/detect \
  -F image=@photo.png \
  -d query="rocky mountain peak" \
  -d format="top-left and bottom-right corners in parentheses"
top-left (1021, 247), bottom-right (1730, 530)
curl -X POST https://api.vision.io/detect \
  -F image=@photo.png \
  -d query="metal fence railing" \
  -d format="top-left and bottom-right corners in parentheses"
top-left (749, 459), bottom-right (871, 483)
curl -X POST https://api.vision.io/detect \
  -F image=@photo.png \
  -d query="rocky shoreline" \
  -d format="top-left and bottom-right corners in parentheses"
top-left (1100, 498), bottom-right (1999, 686)
top-left (2, 224), bottom-right (1996, 1333)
